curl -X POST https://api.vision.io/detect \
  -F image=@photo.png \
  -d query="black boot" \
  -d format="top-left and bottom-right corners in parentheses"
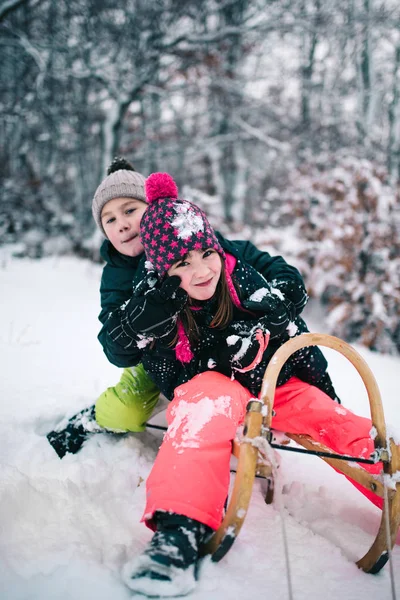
top-left (122, 512), bottom-right (212, 597)
top-left (47, 404), bottom-right (103, 458)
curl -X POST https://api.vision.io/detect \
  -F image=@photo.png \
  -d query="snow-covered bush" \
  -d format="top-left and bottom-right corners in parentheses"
top-left (263, 154), bottom-right (400, 355)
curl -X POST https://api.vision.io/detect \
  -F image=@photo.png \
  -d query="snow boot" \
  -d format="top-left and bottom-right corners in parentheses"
top-left (47, 404), bottom-right (103, 458)
top-left (122, 512), bottom-right (212, 597)
top-left (47, 366), bottom-right (160, 458)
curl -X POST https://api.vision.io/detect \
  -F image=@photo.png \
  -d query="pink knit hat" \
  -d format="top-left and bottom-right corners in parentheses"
top-left (141, 173), bottom-right (224, 277)
top-left (141, 173), bottom-right (242, 363)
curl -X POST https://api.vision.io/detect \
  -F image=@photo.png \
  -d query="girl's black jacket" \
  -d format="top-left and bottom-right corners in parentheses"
top-left (98, 233), bottom-right (337, 401)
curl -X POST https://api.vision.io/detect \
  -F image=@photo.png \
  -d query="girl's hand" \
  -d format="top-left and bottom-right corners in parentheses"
top-left (242, 290), bottom-right (296, 339)
top-left (228, 328), bottom-right (270, 373)
top-left (126, 275), bottom-right (188, 339)
top-left (242, 290), bottom-right (296, 321)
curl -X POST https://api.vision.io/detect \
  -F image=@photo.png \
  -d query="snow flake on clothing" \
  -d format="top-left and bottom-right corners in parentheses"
top-left (270, 286), bottom-right (285, 300)
top-left (145, 276), bottom-right (158, 290)
top-left (136, 334), bottom-right (153, 349)
top-left (248, 287), bottom-right (270, 302)
top-left (120, 299), bottom-right (130, 311)
top-left (144, 260), bottom-right (155, 272)
top-left (167, 395), bottom-right (233, 450)
top-left (230, 337), bottom-right (252, 362)
top-left (171, 203), bottom-right (205, 239)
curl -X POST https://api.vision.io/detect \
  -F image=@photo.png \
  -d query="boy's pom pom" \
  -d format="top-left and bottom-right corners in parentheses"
top-left (145, 172), bottom-right (179, 204)
top-left (107, 157), bottom-right (135, 175)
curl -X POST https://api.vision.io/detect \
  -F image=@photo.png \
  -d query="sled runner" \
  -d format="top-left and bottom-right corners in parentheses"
top-left (200, 333), bottom-right (400, 575)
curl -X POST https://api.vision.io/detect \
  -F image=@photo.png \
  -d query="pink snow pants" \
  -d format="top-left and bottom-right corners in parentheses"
top-left (143, 373), bottom-right (382, 531)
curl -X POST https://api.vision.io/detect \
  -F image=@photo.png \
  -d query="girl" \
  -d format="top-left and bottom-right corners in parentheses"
top-left (115, 173), bottom-right (380, 597)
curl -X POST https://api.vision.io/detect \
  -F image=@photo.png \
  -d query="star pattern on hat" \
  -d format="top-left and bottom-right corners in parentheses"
top-left (141, 196), bottom-right (224, 277)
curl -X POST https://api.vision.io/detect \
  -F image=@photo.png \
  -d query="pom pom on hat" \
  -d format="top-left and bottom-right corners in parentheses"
top-left (107, 156), bottom-right (136, 175)
top-left (145, 172), bottom-right (178, 204)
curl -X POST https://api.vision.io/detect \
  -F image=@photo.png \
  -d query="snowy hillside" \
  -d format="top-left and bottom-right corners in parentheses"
top-left (1, 256), bottom-right (399, 600)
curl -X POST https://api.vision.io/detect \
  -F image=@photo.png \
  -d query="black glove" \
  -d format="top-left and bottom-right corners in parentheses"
top-left (242, 289), bottom-right (295, 339)
top-left (243, 289), bottom-right (296, 321)
top-left (210, 327), bottom-right (269, 375)
top-left (270, 279), bottom-right (308, 314)
top-left (125, 275), bottom-right (188, 339)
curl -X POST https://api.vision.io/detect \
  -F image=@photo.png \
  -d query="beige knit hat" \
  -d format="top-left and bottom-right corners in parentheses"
top-left (92, 160), bottom-right (147, 233)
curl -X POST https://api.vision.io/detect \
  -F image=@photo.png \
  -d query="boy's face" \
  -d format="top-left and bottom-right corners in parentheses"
top-left (101, 197), bottom-right (147, 257)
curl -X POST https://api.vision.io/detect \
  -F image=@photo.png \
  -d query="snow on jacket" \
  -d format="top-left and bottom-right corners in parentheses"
top-left (98, 233), bottom-right (329, 400)
top-left (98, 233), bottom-right (303, 365)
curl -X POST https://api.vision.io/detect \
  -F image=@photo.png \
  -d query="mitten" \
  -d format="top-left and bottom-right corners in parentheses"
top-left (243, 289), bottom-right (295, 339)
top-left (243, 288), bottom-right (296, 321)
top-left (270, 279), bottom-right (308, 314)
top-left (125, 275), bottom-right (188, 338)
top-left (215, 327), bottom-right (269, 374)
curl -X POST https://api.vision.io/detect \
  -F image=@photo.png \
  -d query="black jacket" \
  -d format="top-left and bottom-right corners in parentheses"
top-left (98, 233), bottom-right (329, 400)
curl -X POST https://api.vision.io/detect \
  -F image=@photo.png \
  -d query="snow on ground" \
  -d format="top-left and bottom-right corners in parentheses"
top-left (0, 256), bottom-right (399, 600)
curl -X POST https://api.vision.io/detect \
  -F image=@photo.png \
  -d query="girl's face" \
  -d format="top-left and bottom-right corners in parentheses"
top-left (101, 197), bottom-right (147, 257)
top-left (167, 249), bottom-right (222, 301)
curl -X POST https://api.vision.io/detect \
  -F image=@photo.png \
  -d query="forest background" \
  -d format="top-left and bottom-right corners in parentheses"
top-left (1, 0), bottom-right (400, 355)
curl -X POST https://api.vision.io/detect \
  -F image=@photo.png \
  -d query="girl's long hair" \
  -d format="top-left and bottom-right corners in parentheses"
top-left (174, 258), bottom-right (238, 346)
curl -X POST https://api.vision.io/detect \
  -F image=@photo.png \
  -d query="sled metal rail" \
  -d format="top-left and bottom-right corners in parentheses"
top-left (265, 441), bottom-right (379, 464)
top-left (146, 423), bottom-right (379, 464)
top-left (199, 333), bottom-right (400, 575)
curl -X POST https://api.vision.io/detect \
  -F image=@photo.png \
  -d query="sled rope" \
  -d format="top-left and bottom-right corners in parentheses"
top-left (383, 480), bottom-right (397, 600)
top-left (272, 453), bottom-right (294, 600)
top-left (277, 482), bottom-right (294, 600)
top-left (248, 435), bottom-right (294, 600)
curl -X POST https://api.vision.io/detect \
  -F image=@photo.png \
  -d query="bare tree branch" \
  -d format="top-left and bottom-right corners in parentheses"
top-left (0, 0), bottom-right (30, 22)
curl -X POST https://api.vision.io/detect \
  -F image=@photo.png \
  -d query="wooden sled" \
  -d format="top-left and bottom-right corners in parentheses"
top-left (199, 333), bottom-right (400, 574)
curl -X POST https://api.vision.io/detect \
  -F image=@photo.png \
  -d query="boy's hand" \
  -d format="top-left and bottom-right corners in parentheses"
top-left (126, 275), bottom-right (188, 339)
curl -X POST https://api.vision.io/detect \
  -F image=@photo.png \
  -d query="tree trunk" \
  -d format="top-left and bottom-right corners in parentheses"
top-left (300, 0), bottom-right (320, 132)
top-left (356, 0), bottom-right (373, 142)
top-left (388, 45), bottom-right (400, 183)
top-left (213, 0), bottom-right (247, 223)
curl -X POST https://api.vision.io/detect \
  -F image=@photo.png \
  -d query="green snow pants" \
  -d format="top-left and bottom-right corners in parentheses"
top-left (95, 364), bottom-right (160, 432)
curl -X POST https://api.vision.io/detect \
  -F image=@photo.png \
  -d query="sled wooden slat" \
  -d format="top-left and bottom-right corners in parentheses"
top-left (199, 402), bottom-right (263, 559)
top-left (201, 333), bottom-right (400, 574)
top-left (287, 434), bottom-right (389, 499)
top-left (232, 438), bottom-right (273, 478)
top-left (259, 333), bottom-right (386, 447)
top-left (356, 438), bottom-right (400, 573)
